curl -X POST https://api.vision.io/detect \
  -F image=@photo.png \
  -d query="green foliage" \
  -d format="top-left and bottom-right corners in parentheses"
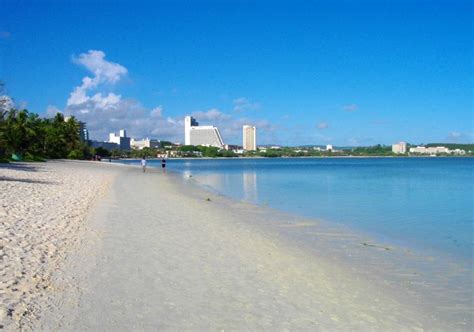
top-left (260, 150), bottom-right (282, 157)
top-left (350, 145), bottom-right (394, 156)
top-left (67, 149), bottom-right (84, 159)
top-left (219, 149), bottom-right (237, 157)
top-left (111, 149), bottom-right (123, 158)
top-left (198, 146), bottom-right (220, 157)
top-left (2, 109), bottom-right (41, 156)
top-left (178, 145), bottom-right (199, 152)
top-left (138, 147), bottom-right (155, 158)
top-left (93, 147), bottom-right (110, 157)
top-left (0, 108), bottom-right (88, 161)
top-left (24, 152), bottom-right (46, 162)
top-left (177, 145), bottom-right (237, 157)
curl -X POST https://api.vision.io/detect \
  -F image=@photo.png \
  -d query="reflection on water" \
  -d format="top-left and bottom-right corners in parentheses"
top-left (117, 157), bottom-right (473, 261)
top-left (191, 171), bottom-right (258, 203)
top-left (243, 171), bottom-right (258, 202)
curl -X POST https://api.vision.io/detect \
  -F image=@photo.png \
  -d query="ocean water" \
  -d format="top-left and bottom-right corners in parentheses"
top-left (121, 157), bottom-right (473, 261)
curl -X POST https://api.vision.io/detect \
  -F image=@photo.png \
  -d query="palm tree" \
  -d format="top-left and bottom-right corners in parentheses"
top-left (64, 116), bottom-right (81, 151)
top-left (3, 109), bottom-right (40, 157)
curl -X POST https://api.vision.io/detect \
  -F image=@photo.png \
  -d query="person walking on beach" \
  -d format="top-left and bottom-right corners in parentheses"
top-left (141, 157), bottom-right (147, 172)
top-left (161, 157), bottom-right (166, 173)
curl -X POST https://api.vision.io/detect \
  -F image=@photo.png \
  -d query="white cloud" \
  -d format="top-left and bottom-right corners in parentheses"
top-left (72, 50), bottom-right (127, 85)
top-left (150, 106), bottom-right (163, 118)
top-left (317, 121), bottom-right (329, 129)
top-left (62, 50), bottom-right (184, 141)
top-left (233, 97), bottom-right (260, 112)
top-left (67, 50), bottom-right (127, 108)
top-left (60, 50), bottom-right (276, 144)
top-left (46, 105), bottom-right (62, 116)
top-left (192, 108), bottom-right (231, 121)
top-left (343, 104), bottom-right (358, 112)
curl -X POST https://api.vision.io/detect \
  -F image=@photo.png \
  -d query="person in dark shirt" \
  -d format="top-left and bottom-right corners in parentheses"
top-left (161, 158), bottom-right (166, 172)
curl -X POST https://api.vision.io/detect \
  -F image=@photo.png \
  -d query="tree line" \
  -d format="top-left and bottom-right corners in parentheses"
top-left (0, 108), bottom-right (90, 162)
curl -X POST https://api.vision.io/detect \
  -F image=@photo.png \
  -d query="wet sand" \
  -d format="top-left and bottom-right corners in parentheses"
top-left (1, 161), bottom-right (472, 330)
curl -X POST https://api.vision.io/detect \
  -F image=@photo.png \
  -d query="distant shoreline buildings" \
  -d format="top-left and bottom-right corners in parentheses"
top-left (78, 117), bottom-right (469, 157)
top-left (409, 146), bottom-right (465, 155)
top-left (392, 141), bottom-right (466, 155)
top-left (131, 138), bottom-right (160, 150)
top-left (109, 129), bottom-right (131, 150)
top-left (243, 125), bottom-right (256, 151)
top-left (392, 142), bottom-right (407, 154)
top-left (184, 116), bottom-right (225, 148)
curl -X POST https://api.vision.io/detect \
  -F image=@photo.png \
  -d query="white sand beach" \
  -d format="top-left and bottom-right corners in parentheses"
top-left (0, 161), bottom-right (119, 330)
top-left (1, 161), bottom-right (472, 331)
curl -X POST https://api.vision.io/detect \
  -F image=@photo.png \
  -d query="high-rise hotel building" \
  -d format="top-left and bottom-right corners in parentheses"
top-left (243, 125), bottom-right (257, 151)
top-left (392, 142), bottom-right (407, 154)
top-left (184, 116), bottom-right (225, 148)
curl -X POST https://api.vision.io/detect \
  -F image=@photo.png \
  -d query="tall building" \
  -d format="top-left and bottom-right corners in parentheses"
top-left (78, 121), bottom-right (89, 142)
top-left (392, 142), bottom-right (407, 154)
top-left (109, 129), bottom-right (131, 150)
top-left (64, 116), bottom-right (89, 142)
top-left (242, 125), bottom-right (256, 151)
top-left (184, 116), bottom-right (224, 148)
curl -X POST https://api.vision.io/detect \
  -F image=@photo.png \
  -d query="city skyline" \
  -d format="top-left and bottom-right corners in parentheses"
top-left (0, 1), bottom-right (472, 146)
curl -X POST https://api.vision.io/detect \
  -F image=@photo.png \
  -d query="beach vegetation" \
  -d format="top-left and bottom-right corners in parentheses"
top-left (138, 147), bottom-right (156, 158)
top-left (0, 107), bottom-right (89, 161)
top-left (349, 145), bottom-right (394, 156)
top-left (177, 145), bottom-right (237, 158)
top-left (93, 147), bottom-right (111, 157)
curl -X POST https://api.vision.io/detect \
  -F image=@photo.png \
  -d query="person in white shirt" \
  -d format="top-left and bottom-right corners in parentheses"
top-left (141, 157), bottom-right (147, 172)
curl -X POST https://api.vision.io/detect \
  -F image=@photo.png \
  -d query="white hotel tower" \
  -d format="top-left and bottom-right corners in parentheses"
top-left (184, 116), bottom-right (225, 148)
top-left (243, 125), bottom-right (257, 151)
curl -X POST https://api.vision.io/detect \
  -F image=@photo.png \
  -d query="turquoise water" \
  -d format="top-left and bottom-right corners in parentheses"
top-left (120, 157), bottom-right (473, 260)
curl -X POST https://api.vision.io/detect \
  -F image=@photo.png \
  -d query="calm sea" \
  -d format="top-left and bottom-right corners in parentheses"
top-left (121, 157), bottom-right (473, 260)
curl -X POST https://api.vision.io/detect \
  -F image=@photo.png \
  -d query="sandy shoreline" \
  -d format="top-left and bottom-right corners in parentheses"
top-left (0, 161), bottom-right (120, 330)
top-left (1, 161), bottom-right (472, 330)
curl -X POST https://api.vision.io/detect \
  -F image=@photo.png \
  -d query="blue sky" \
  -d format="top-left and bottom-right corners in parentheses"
top-left (1, 0), bottom-right (472, 145)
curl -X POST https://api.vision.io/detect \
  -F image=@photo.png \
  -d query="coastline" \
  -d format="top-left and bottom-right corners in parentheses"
top-left (160, 162), bottom-right (473, 328)
top-left (1, 161), bottom-right (472, 330)
top-left (176, 165), bottom-right (472, 266)
top-left (138, 157), bottom-right (473, 264)
top-left (117, 155), bottom-right (474, 161)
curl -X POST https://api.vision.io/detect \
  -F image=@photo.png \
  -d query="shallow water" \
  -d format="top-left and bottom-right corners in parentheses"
top-left (120, 157), bottom-right (473, 261)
